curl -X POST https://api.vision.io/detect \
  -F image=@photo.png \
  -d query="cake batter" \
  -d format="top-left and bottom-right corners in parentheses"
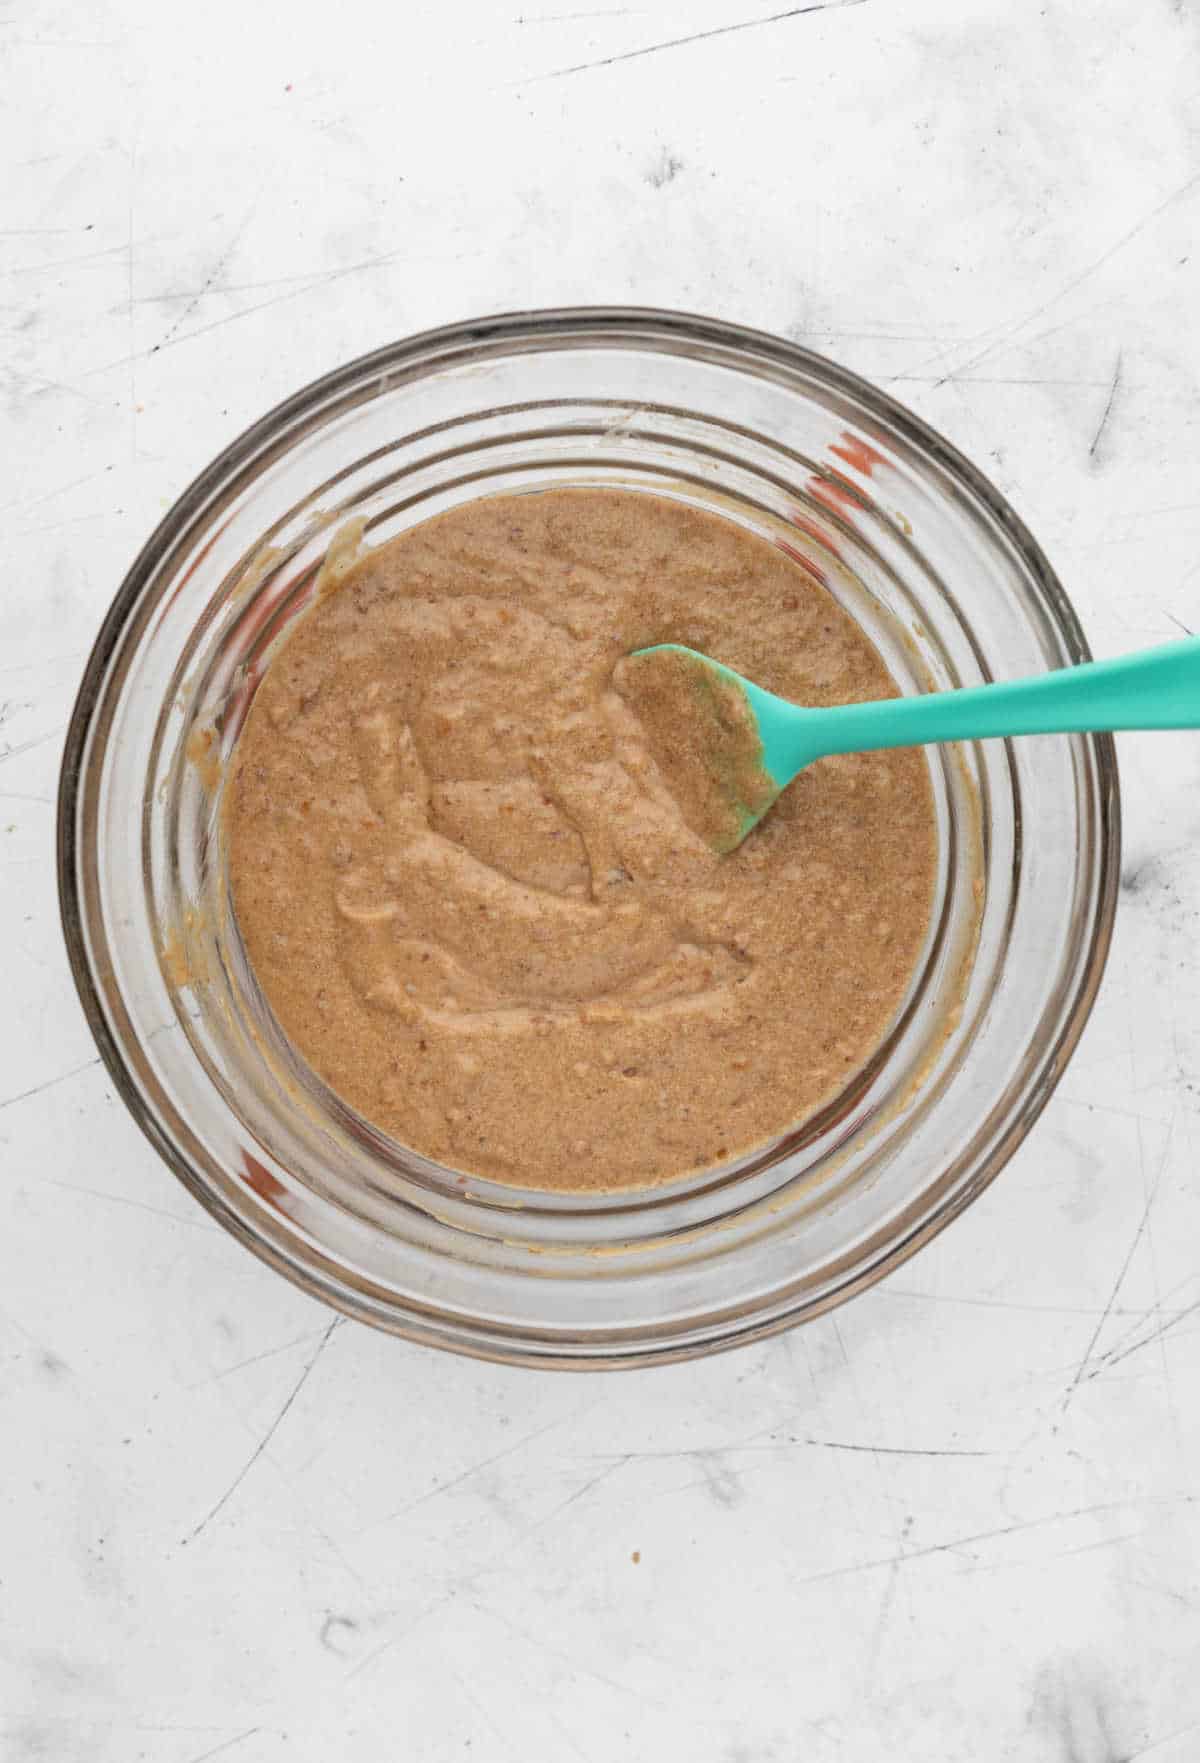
top-left (225, 490), bottom-right (937, 1191)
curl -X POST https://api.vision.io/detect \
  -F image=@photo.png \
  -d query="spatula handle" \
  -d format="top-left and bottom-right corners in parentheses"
top-left (811, 634), bottom-right (1200, 759)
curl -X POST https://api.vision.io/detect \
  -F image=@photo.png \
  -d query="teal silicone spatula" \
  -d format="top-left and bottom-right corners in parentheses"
top-left (630, 636), bottom-right (1200, 853)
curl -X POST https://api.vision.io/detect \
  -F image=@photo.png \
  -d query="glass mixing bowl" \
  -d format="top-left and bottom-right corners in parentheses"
top-left (58, 308), bottom-right (1119, 1368)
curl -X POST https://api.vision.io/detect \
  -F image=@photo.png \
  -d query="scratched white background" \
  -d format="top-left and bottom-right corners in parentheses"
top-left (3, 0), bottom-right (1200, 1757)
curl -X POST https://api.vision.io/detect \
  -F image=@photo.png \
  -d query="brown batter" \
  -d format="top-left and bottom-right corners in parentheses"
top-left (225, 490), bottom-right (937, 1192)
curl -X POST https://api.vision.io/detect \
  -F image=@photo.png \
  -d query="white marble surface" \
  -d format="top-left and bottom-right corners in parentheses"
top-left (3, 0), bottom-right (1200, 1756)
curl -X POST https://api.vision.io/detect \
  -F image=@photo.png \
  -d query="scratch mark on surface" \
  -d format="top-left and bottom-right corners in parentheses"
top-left (0, 1299), bottom-right (57, 1364)
top-left (1119, 498), bottom-right (1200, 521)
top-left (787, 324), bottom-right (968, 343)
top-left (544, 1705), bottom-right (599, 1763)
top-left (0, 648), bottom-right (88, 678)
top-left (650, 1448), bottom-right (749, 1506)
top-left (0, 239), bottom-right (161, 279)
top-left (80, 247), bottom-right (426, 379)
top-left (519, 0), bottom-right (866, 80)
top-left (5, 361), bottom-right (116, 408)
top-left (142, 282), bottom-right (336, 362)
top-left (1065, 1262), bottom-right (1200, 1364)
top-left (531, 1460), bottom-right (625, 1530)
top-left (588, 1434), bottom-right (988, 1462)
top-left (186, 1327), bottom-right (334, 1387)
top-left (0, 465), bottom-right (114, 517)
top-left (472, 1601), bottom-right (652, 1702)
top-left (1165, 611), bottom-right (1194, 636)
top-left (184, 1731), bottom-right (262, 1763)
top-left (1063, 1117), bottom-right (1172, 1406)
top-left (343, 1632), bottom-right (402, 1683)
top-left (42, 1177), bottom-right (220, 1232)
top-left (1087, 1295), bottom-right (1200, 1380)
top-left (1089, 349), bottom-right (1123, 458)
top-left (961, 1527), bottom-right (1143, 1575)
top-left (448, 1665), bottom-right (523, 1762)
top-left (880, 1284), bottom-right (1133, 1318)
top-left (797, 1495), bottom-right (1196, 1586)
top-left (10, 512), bottom-right (110, 540)
top-left (0, 1055), bottom-right (102, 1112)
top-left (152, 198), bottom-right (261, 355)
top-left (344, 1411), bottom-right (616, 1685)
top-left (0, 725), bottom-right (64, 764)
top-left (930, 169), bottom-right (1200, 386)
top-left (184, 1317), bottom-right (342, 1542)
top-left (864, 1514), bottom-right (912, 1680)
top-left (1122, 1715), bottom-right (1200, 1761)
top-left (1117, 1574), bottom-right (1200, 1612)
top-left (129, 263), bottom-right (359, 307)
top-left (887, 372), bottom-right (1114, 388)
top-left (368, 1411), bottom-right (573, 1528)
top-left (801, 1437), bottom-right (989, 1458)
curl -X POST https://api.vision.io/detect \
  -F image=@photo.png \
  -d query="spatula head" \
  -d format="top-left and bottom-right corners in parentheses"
top-left (615, 643), bottom-right (785, 854)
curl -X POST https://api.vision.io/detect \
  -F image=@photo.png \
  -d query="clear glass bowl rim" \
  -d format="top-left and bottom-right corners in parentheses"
top-left (56, 305), bottom-right (1121, 1366)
